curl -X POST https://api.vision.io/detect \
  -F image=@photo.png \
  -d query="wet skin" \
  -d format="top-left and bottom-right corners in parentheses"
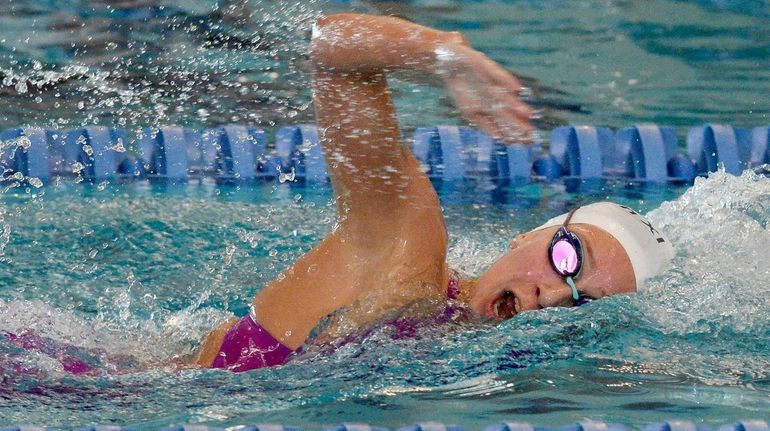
top-left (467, 224), bottom-right (637, 319)
top-left (195, 13), bottom-right (633, 367)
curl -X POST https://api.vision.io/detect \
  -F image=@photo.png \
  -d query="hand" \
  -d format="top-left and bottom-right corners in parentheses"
top-left (435, 42), bottom-right (535, 144)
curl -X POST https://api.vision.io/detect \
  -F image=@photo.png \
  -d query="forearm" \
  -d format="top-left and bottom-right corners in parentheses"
top-left (310, 13), bottom-right (467, 74)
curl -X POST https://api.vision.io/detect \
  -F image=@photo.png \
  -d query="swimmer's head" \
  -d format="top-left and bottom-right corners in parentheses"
top-left (468, 202), bottom-right (674, 319)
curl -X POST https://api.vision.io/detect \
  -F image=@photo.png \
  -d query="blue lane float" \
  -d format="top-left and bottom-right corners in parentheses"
top-left (137, 126), bottom-right (192, 181)
top-left (615, 124), bottom-right (679, 181)
top-left (206, 125), bottom-right (268, 181)
top-left (686, 124), bottom-right (752, 176)
top-left (397, 423), bottom-right (465, 431)
top-left (274, 125), bottom-right (326, 182)
top-left (238, 426), bottom-right (302, 431)
top-left (66, 127), bottom-right (139, 181)
top-left (751, 126), bottom-right (770, 168)
top-left (0, 127), bottom-right (53, 182)
top-left (328, 424), bottom-right (389, 431)
top-left (719, 420), bottom-right (770, 431)
top-left (483, 423), bottom-right (546, 431)
top-left (413, 126), bottom-right (539, 182)
top-left (1, 123), bottom-right (768, 186)
top-left (549, 125), bottom-right (613, 179)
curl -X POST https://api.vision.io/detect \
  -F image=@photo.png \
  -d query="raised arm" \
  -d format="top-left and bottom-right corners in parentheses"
top-left (197, 15), bottom-right (534, 365)
top-left (310, 13), bottom-right (534, 226)
top-left (254, 14), bottom-right (535, 350)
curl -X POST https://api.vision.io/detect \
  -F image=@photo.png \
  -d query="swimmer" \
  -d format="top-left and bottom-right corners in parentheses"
top-left (193, 13), bottom-right (675, 372)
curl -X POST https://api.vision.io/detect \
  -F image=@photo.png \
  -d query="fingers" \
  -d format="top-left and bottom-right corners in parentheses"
top-left (441, 45), bottom-right (537, 144)
top-left (470, 86), bottom-right (535, 144)
top-left (462, 50), bottom-right (536, 144)
top-left (475, 59), bottom-right (536, 133)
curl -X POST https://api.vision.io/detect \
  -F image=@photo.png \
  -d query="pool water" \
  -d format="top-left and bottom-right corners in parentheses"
top-left (1, 172), bottom-right (769, 428)
top-left (0, 0), bottom-right (769, 429)
top-left (0, 0), bottom-right (767, 134)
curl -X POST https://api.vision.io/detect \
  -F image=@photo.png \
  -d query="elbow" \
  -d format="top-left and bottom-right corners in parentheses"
top-left (309, 15), bottom-right (343, 69)
top-left (309, 14), bottom-right (369, 70)
top-left (309, 18), bottom-right (324, 66)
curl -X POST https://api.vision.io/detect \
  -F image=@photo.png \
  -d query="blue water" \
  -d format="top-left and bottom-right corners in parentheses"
top-left (1, 172), bottom-right (769, 428)
top-left (0, 0), bottom-right (769, 429)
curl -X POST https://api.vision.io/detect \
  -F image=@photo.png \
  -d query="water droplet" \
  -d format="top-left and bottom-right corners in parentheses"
top-left (223, 244), bottom-right (236, 266)
top-left (279, 167), bottom-right (296, 183)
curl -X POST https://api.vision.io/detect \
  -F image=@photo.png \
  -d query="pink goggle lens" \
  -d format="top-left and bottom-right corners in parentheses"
top-left (550, 240), bottom-right (579, 276)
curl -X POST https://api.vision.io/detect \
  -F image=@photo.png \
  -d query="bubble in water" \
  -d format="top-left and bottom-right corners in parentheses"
top-left (0, 223), bottom-right (10, 254)
top-left (27, 177), bottom-right (43, 188)
top-left (279, 167), bottom-right (296, 183)
top-left (14, 81), bottom-right (27, 94)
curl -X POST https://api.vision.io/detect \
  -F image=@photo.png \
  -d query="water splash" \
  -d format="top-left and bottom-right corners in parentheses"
top-left (644, 167), bottom-right (770, 335)
top-left (0, 172), bottom-right (768, 426)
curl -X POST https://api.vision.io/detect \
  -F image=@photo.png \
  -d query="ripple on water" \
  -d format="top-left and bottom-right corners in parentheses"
top-left (0, 170), bottom-right (768, 426)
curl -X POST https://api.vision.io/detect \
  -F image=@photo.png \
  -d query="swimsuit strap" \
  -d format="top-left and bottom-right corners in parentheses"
top-left (446, 269), bottom-right (460, 300)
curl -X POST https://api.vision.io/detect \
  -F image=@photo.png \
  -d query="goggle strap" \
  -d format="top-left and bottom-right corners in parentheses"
top-left (563, 208), bottom-right (579, 227)
top-left (565, 276), bottom-right (579, 300)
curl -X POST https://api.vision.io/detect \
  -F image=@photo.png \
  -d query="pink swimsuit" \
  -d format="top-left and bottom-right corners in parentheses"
top-left (211, 270), bottom-right (461, 372)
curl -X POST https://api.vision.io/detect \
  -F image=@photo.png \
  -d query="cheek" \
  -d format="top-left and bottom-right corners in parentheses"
top-left (584, 262), bottom-right (636, 297)
top-left (490, 248), bottom-right (546, 281)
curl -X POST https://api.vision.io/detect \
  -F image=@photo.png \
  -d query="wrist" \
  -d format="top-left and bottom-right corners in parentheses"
top-left (428, 31), bottom-right (469, 75)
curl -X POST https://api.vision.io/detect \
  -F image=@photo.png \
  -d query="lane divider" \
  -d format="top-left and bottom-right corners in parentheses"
top-left (1, 124), bottom-right (768, 186)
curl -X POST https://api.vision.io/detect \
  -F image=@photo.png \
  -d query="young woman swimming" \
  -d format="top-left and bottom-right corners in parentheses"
top-left (193, 13), bottom-right (675, 372)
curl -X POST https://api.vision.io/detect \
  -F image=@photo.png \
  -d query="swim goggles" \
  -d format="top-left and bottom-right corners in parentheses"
top-left (547, 208), bottom-right (593, 306)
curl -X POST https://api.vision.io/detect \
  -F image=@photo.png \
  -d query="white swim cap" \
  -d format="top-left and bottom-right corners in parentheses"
top-left (536, 202), bottom-right (674, 289)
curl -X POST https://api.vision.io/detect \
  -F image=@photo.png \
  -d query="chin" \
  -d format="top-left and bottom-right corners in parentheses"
top-left (466, 289), bottom-right (487, 316)
top-left (467, 281), bottom-right (496, 318)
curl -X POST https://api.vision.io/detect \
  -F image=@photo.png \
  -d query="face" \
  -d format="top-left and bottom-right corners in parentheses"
top-left (469, 224), bottom-right (636, 319)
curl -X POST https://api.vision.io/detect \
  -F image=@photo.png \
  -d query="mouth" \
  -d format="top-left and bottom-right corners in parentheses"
top-left (491, 289), bottom-right (519, 319)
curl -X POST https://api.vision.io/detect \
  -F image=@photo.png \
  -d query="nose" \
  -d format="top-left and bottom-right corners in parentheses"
top-left (537, 281), bottom-right (575, 308)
